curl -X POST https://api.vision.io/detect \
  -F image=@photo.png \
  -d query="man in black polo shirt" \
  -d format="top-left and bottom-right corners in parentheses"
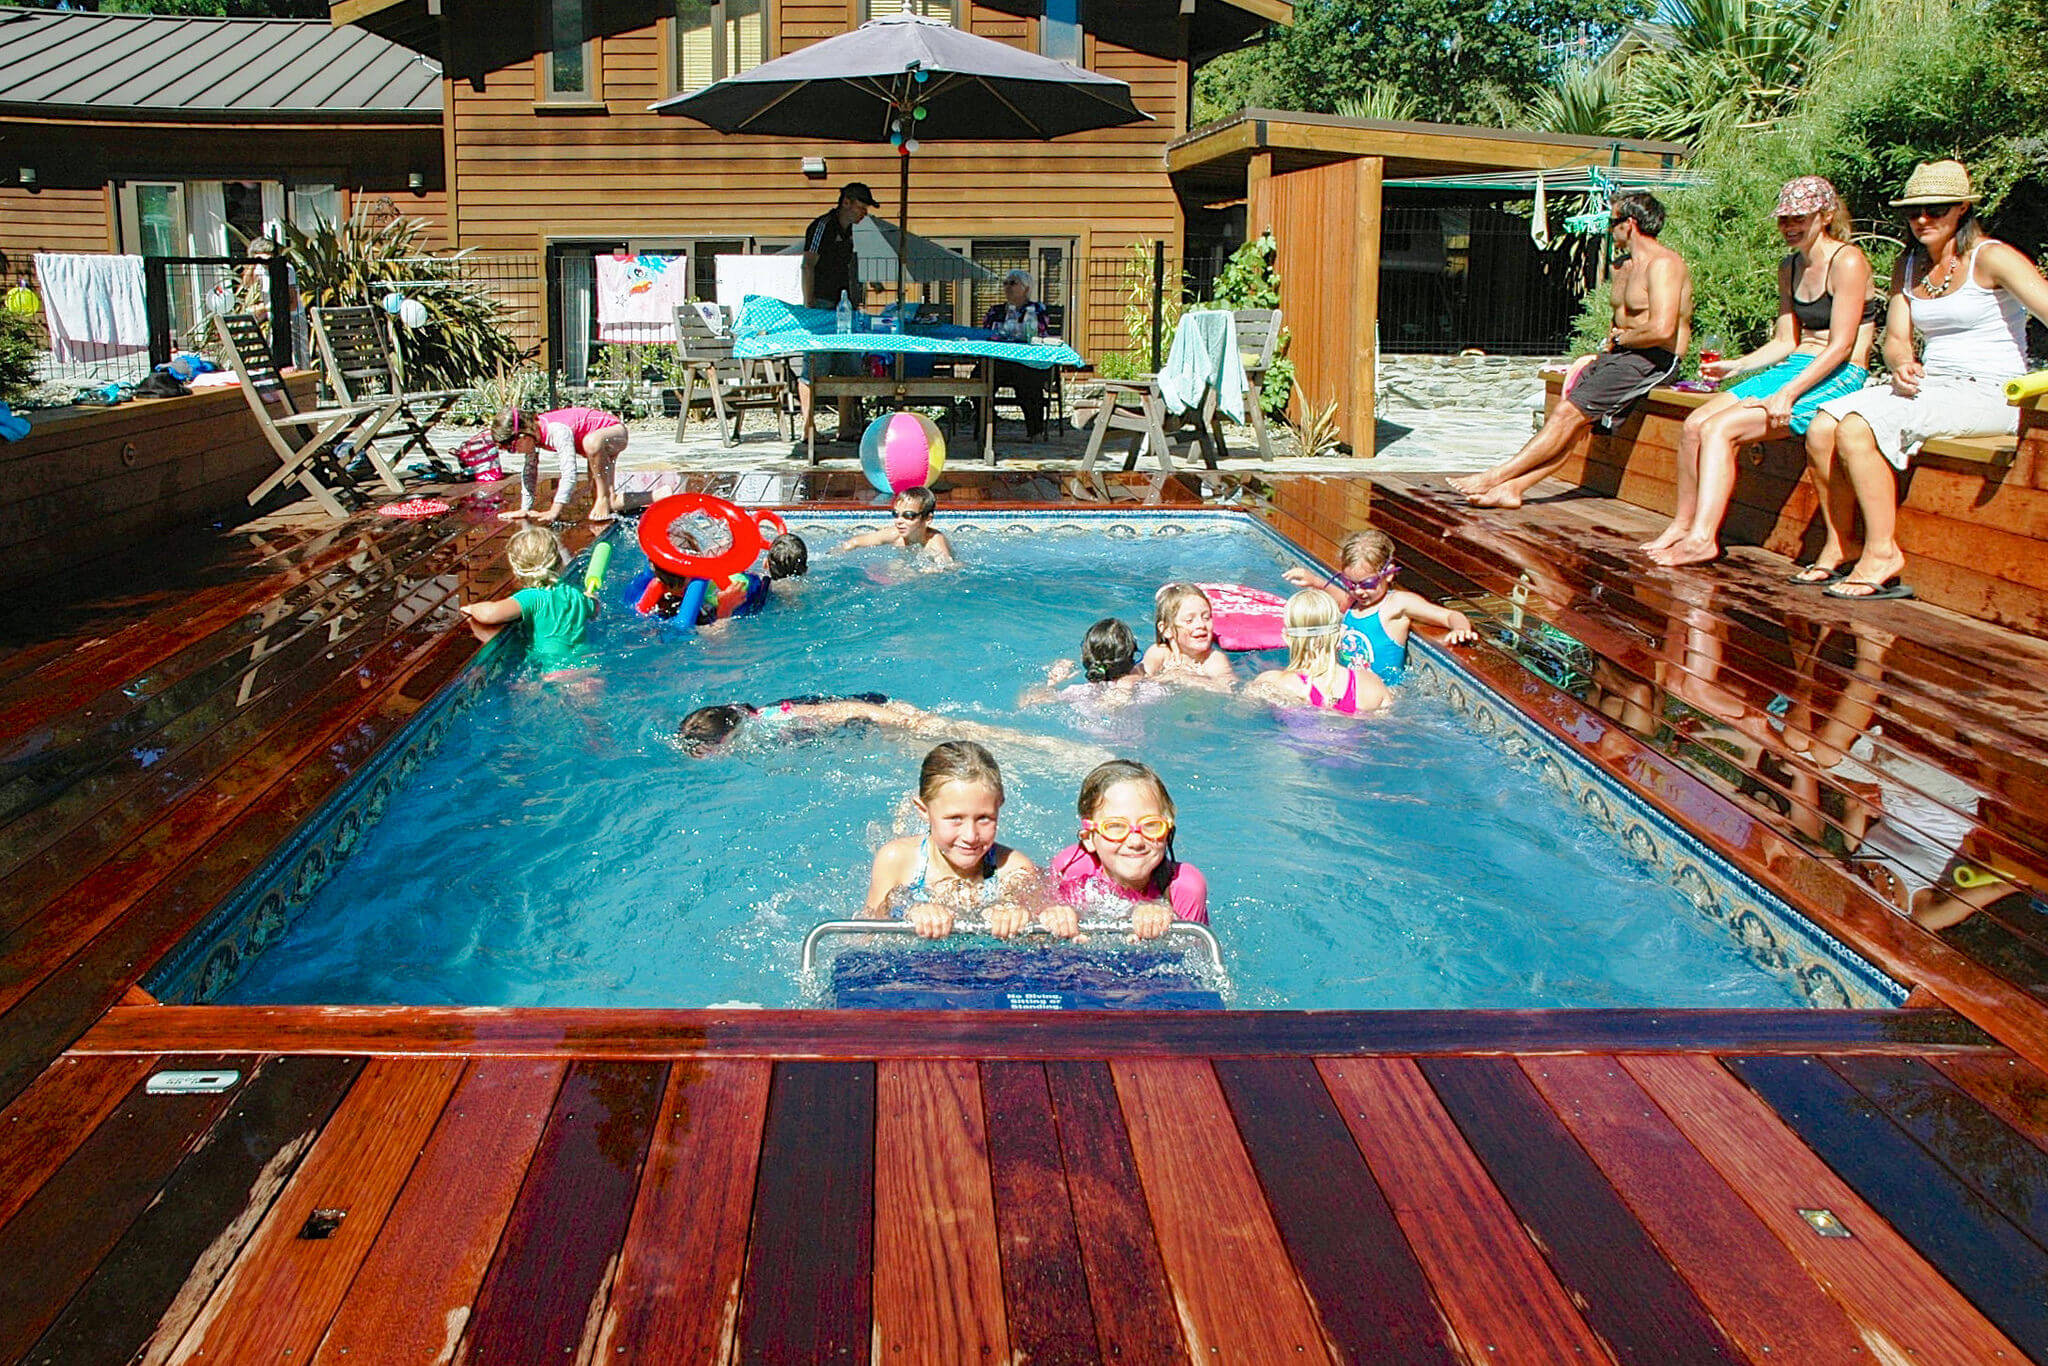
top-left (797, 181), bottom-right (878, 443)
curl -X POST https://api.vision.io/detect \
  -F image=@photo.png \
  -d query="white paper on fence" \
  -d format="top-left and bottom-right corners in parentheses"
top-left (34, 253), bottom-right (149, 364)
top-left (596, 254), bottom-right (688, 343)
top-left (716, 255), bottom-right (804, 315)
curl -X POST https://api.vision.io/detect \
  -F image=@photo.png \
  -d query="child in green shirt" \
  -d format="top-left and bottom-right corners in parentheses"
top-left (459, 525), bottom-right (597, 661)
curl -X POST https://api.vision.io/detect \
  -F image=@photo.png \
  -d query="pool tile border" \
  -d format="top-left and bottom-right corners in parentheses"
top-left (146, 510), bottom-right (1902, 1010)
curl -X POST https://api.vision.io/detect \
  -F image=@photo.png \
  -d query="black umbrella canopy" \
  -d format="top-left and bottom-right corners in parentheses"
top-left (650, 13), bottom-right (1150, 142)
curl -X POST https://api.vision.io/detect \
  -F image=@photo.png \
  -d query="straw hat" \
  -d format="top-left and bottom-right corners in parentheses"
top-left (1889, 159), bottom-right (1982, 207)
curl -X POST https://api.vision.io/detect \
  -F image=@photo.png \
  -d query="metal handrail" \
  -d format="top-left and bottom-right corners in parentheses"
top-left (800, 919), bottom-right (1223, 974)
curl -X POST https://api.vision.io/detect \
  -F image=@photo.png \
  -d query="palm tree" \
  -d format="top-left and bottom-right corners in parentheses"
top-left (1523, 64), bottom-right (1622, 135)
top-left (1609, 0), bottom-right (1857, 142)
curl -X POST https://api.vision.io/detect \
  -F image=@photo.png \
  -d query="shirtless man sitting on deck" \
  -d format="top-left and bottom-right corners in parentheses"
top-left (1451, 191), bottom-right (1694, 509)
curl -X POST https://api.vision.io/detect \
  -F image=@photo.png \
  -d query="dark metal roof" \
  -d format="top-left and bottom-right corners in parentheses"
top-left (0, 5), bottom-right (440, 120)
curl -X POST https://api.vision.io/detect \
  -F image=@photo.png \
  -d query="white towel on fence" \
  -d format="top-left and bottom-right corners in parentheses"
top-left (35, 253), bottom-right (149, 364)
top-left (595, 253), bottom-right (689, 343)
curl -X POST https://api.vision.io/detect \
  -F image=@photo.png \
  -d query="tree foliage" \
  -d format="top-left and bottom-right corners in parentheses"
top-left (1194, 0), bottom-right (1650, 126)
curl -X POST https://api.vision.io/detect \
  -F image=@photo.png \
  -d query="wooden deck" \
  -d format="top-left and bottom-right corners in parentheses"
top-left (7, 466), bottom-right (2048, 1362)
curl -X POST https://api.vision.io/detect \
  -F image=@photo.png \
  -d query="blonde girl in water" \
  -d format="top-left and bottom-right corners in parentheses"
top-left (863, 742), bottom-right (1050, 940)
top-left (1251, 590), bottom-right (1390, 715)
top-left (1142, 583), bottom-right (1235, 688)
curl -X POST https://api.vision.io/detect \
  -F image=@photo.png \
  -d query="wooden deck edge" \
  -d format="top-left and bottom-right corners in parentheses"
top-left (67, 1005), bottom-right (2000, 1058)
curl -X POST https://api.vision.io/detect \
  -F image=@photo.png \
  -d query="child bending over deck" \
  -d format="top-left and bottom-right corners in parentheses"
top-left (864, 742), bottom-right (1044, 940)
top-left (1281, 529), bottom-right (1475, 684)
top-left (458, 525), bottom-right (596, 661)
top-left (492, 405), bottom-right (629, 525)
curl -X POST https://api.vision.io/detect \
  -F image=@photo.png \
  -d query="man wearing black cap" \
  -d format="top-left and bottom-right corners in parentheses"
top-left (797, 182), bottom-right (879, 443)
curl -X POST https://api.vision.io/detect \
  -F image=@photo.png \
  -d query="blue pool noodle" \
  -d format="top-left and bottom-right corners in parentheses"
top-left (675, 577), bottom-right (709, 633)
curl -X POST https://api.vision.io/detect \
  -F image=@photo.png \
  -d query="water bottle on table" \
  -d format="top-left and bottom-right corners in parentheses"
top-left (836, 291), bottom-right (853, 335)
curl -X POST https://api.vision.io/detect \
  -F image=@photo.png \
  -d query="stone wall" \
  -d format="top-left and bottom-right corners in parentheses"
top-left (1377, 354), bottom-right (1567, 411)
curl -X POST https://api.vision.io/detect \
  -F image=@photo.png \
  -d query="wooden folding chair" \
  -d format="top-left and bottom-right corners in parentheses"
top-left (216, 313), bottom-right (399, 520)
top-left (310, 305), bottom-right (463, 469)
top-left (1075, 313), bottom-right (1230, 475)
top-left (673, 304), bottom-right (793, 446)
top-left (1234, 307), bottom-right (1283, 460)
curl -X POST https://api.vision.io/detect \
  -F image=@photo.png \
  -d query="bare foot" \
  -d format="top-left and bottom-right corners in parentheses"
top-left (588, 499), bottom-right (614, 524)
top-left (1448, 470), bottom-right (1498, 496)
top-left (1648, 534), bottom-right (1721, 567)
top-left (1469, 484), bottom-right (1523, 509)
top-left (1639, 522), bottom-right (1688, 553)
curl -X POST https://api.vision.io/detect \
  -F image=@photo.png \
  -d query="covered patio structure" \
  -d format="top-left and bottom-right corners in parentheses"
top-left (1168, 110), bottom-right (1688, 456)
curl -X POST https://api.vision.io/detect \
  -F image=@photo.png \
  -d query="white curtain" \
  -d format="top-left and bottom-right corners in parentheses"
top-left (187, 181), bottom-right (228, 256)
top-left (261, 182), bottom-right (287, 245)
top-left (563, 252), bottom-right (595, 385)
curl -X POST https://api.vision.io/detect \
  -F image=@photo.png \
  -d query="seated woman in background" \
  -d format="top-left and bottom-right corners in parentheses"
top-left (1642, 177), bottom-right (1877, 568)
top-left (983, 269), bottom-right (1052, 442)
top-left (1801, 160), bottom-right (2048, 600)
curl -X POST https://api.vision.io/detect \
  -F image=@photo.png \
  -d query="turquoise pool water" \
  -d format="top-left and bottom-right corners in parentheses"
top-left (203, 513), bottom-right (1893, 1010)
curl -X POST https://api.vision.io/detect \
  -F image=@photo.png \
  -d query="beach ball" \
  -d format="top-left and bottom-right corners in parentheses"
top-left (397, 297), bottom-right (429, 329)
top-left (859, 411), bottom-right (946, 494)
top-left (3, 285), bottom-right (38, 317)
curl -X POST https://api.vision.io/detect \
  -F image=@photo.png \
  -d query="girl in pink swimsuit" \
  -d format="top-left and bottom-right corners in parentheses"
top-left (1250, 590), bottom-right (1390, 716)
top-left (1045, 760), bottom-right (1207, 941)
top-left (490, 406), bottom-right (629, 524)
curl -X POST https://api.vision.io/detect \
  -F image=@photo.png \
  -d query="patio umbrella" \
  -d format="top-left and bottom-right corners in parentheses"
top-left (652, 13), bottom-right (1150, 305)
top-left (779, 215), bottom-right (996, 286)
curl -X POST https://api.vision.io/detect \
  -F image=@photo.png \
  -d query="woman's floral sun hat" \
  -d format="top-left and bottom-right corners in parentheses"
top-left (1774, 176), bottom-right (1839, 218)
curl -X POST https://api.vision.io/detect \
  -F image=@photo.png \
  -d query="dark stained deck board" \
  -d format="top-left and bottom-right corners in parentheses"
top-left (64, 1002), bottom-right (2000, 1059)
top-left (738, 1061), bottom-right (876, 1365)
top-left (1318, 1058), bottom-right (1618, 1363)
top-left (1724, 1053), bottom-right (2048, 1358)
top-left (1417, 1056), bottom-right (1745, 1364)
top-left (980, 1061), bottom-right (1100, 1366)
top-left (1624, 1053), bottom-right (2028, 1360)
top-left (592, 1060), bottom-right (771, 1364)
top-left (0, 1053), bottom-right (247, 1363)
top-left (309, 1058), bottom-right (564, 1366)
top-left (24, 1053), bottom-right (365, 1366)
top-left (457, 1060), bottom-right (665, 1366)
top-left (1935, 1052), bottom-right (2048, 1153)
top-left (0, 595), bottom-right (505, 1114)
top-left (1110, 1058), bottom-right (1334, 1362)
top-left (0, 1053), bottom-right (156, 1231)
top-left (872, 1059), bottom-right (1011, 1362)
top-left (1213, 1057), bottom-right (1461, 1365)
top-left (1520, 1055), bottom-right (1871, 1363)
top-left (158, 1056), bottom-right (463, 1362)
top-left (1042, 1059), bottom-right (1186, 1366)
top-left (1830, 1053), bottom-right (2048, 1252)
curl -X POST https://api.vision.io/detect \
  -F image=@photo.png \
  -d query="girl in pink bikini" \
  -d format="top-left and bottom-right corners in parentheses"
top-left (491, 405), bottom-right (628, 524)
top-left (1250, 590), bottom-right (1391, 715)
top-left (1045, 760), bottom-right (1207, 941)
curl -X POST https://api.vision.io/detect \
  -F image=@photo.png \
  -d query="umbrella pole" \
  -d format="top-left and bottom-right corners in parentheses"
top-left (894, 141), bottom-right (910, 382)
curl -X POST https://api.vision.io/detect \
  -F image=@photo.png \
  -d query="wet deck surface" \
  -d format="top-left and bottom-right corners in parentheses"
top-left (6, 466), bottom-right (2048, 1362)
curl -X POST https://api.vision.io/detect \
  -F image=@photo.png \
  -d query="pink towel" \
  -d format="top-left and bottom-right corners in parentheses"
top-left (596, 254), bottom-right (689, 343)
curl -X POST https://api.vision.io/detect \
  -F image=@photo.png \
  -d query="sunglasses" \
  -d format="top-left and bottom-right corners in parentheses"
top-left (1082, 815), bottom-right (1174, 843)
top-left (1905, 202), bottom-right (1963, 219)
top-left (1331, 561), bottom-right (1398, 596)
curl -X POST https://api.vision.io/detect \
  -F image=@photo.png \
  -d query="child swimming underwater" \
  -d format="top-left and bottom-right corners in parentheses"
top-left (863, 742), bottom-right (1041, 940)
top-left (677, 695), bottom-right (1110, 770)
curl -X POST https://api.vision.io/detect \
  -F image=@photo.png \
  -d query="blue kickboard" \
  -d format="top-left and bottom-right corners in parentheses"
top-left (829, 946), bottom-right (1223, 1011)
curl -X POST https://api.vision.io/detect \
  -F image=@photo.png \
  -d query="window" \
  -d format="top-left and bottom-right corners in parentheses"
top-left (674, 1), bottom-right (768, 91)
top-left (542, 0), bottom-right (598, 102)
top-left (863, 0), bottom-right (956, 22)
top-left (289, 184), bottom-right (344, 234)
top-left (1040, 0), bottom-right (1081, 63)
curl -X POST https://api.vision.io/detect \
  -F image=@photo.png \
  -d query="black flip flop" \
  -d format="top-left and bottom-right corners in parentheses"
top-left (1824, 576), bottom-right (1915, 601)
top-left (1786, 564), bottom-right (1848, 586)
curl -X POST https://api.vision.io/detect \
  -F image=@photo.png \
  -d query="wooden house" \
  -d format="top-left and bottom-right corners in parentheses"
top-left (333, 0), bottom-right (1289, 366)
top-left (0, 5), bottom-right (445, 277)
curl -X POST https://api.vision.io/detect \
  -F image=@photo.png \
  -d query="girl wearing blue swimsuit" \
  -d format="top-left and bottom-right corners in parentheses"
top-left (863, 741), bottom-right (1042, 940)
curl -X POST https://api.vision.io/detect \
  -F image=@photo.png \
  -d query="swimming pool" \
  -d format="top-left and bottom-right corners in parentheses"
top-left (149, 510), bottom-right (1900, 1011)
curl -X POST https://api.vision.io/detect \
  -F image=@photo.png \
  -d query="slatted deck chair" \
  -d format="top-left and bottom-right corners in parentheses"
top-left (215, 313), bottom-right (400, 521)
top-left (310, 305), bottom-right (464, 470)
top-left (673, 304), bottom-right (793, 446)
top-left (1233, 307), bottom-right (1283, 460)
top-left (1075, 312), bottom-right (1234, 476)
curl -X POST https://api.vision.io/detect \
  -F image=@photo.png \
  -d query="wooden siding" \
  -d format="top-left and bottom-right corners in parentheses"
top-left (1257, 157), bottom-right (1380, 455)
top-left (0, 187), bottom-right (112, 268)
top-left (445, 4), bottom-right (1188, 360)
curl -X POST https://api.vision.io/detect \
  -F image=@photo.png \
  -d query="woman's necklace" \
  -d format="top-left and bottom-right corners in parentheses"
top-left (1920, 252), bottom-right (1962, 299)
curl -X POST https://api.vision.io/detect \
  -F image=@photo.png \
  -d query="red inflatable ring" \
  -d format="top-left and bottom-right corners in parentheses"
top-left (755, 509), bottom-right (789, 542)
top-left (639, 493), bottom-right (763, 582)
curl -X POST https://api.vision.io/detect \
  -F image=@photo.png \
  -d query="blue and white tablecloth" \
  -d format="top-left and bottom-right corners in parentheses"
top-left (730, 296), bottom-right (1082, 370)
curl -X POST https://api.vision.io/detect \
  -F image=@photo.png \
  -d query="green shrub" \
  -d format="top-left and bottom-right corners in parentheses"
top-left (0, 311), bottom-right (37, 406)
